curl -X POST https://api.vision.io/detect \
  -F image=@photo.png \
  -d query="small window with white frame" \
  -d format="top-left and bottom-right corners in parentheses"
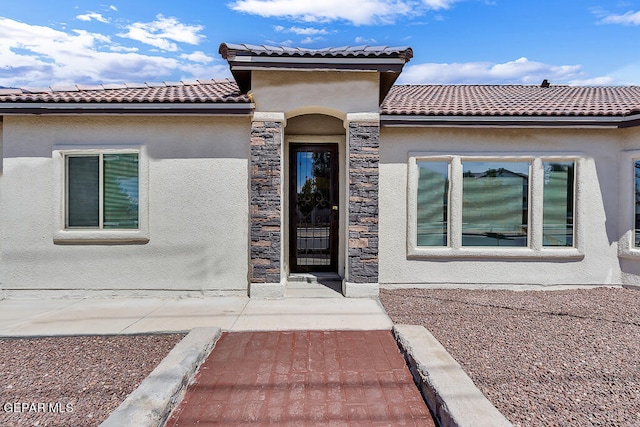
top-left (408, 153), bottom-right (583, 259)
top-left (53, 146), bottom-right (148, 243)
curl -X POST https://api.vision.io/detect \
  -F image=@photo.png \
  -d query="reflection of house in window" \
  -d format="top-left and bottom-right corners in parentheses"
top-left (543, 162), bottom-right (574, 247)
top-left (462, 163), bottom-right (529, 247)
top-left (295, 151), bottom-right (332, 265)
top-left (416, 162), bottom-right (448, 246)
top-left (67, 152), bottom-right (139, 230)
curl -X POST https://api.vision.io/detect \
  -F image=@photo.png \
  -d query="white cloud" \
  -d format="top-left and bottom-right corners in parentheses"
top-left (355, 36), bottom-right (377, 44)
top-left (274, 25), bottom-right (328, 35)
top-left (399, 57), bottom-right (584, 85)
top-left (109, 45), bottom-right (139, 53)
top-left (600, 10), bottom-right (640, 25)
top-left (118, 14), bottom-right (205, 51)
top-left (76, 12), bottom-right (110, 23)
top-left (300, 36), bottom-right (325, 44)
top-left (0, 17), bottom-right (220, 87)
top-left (568, 76), bottom-right (615, 86)
top-left (179, 63), bottom-right (232, 80)
top-left (599, 61), bottom-right (640, 85)
top-left (229, 0), bottom-right (458, 25)
top-left (109, 5), bottom-right (118, 12)
top-left (265, 39), bottom-right (294, 46)
top-left (179, 51), bottom-right (214, 64)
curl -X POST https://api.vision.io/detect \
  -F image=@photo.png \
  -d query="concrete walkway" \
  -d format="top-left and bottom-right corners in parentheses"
top-left (0, 296), bottom-right (392, 336)
top-left (165, 330), bottom-right (437, 426)
top-left (1, 295), bottom-right (512, 426)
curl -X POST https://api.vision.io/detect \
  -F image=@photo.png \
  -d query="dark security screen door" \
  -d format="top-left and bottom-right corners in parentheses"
top-left (290, 144), bottom-right (338, 272)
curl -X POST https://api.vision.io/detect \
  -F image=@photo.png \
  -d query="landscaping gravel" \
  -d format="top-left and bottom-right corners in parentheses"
top-left (0, 333), bottom-right (184, 427)
top-left (380, 287), bottom-right (640, 427)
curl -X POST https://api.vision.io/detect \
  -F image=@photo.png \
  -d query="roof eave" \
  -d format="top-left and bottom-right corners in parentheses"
top-left (380, 114), bottom-right (640, 129)
top-left (0, 102), bottom-right (254, 116)
top-left (219, 42), bottom-right (412, 103)
top-left (228, 55), bottom-right (408, 69)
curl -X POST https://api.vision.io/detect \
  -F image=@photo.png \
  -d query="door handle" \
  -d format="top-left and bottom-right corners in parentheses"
top-left (332, 205), bottom-right (338, 211)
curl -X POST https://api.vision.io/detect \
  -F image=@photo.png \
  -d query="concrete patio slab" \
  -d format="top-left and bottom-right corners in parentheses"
top-left (231, 298), bottom-right (393, 331)
top-left (122, 297), bottom-right (248, 334)
top-left (0, 298), bottom-right (166, 336)
top-left (0, 299), bottom-right (79, 331)
top-left (0, 295), bottom-right (392, 336)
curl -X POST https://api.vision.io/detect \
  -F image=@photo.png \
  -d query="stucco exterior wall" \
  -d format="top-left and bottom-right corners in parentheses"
top-left (250, 70), bottom-right (380, 116)
top-left (379, 126), bottom-right (627, 287)
top-left (0, 115), bottom-right (250, 297)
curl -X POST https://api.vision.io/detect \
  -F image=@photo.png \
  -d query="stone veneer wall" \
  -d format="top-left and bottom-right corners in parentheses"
top-left (348, 121), bottom-right (380, 283)
top-left (250, 120), bottom-right (282, 284)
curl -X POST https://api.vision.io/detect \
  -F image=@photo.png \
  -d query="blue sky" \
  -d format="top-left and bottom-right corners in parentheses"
top-left (0, 0), bottom-right (639, 88)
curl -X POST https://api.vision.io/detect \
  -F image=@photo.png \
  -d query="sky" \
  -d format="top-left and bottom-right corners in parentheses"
top-left (0, 0), bottom-right (639, 88)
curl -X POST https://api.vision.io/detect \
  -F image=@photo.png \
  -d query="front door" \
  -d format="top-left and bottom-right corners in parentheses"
top-left (289, 144), bottom-right (339, 272)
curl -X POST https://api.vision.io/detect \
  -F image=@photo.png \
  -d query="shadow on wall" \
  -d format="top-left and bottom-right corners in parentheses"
top-left (2, 241), bottom-right (241, 289)
top-left (1, 116), bottom-right (251, 160)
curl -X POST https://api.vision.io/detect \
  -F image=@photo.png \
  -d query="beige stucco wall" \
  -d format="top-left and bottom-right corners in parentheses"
top-left (251, 70), bottom-right (380, 117)
top-left (379, 125), bottom-right (632, 288)
top-left (0, 115), bottom-right (250, 297)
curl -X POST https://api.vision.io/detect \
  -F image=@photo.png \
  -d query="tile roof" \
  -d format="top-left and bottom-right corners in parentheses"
top-left (1, 77), bottom-right (640, 123)
top-left (381, 85), bottom-right (640, 117)
top-left (219, 43), bottom-right (413, 60)
top-left (0, 79), bottom-right (249, 104)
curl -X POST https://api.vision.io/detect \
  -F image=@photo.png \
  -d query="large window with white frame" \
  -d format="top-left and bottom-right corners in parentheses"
top-left (53, 146), bottom-right (148, 243)
top-left (408, 153), bottom-right (582, 258)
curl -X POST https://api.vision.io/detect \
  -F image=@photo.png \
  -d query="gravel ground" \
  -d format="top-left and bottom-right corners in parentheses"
top-left (0, 333), bottom-right (184, 427)
top-left (379, 287), bottom-right (640, 427)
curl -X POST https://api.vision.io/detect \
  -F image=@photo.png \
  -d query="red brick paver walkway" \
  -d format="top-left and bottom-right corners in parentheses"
top-left (166, 330), bottom-right (436, 426)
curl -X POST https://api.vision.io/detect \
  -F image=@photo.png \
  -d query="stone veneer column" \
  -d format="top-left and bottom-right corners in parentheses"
top-left (249, 112), bottom-right (286, 298)
top-left (344, 113), bottom-right (380, 297)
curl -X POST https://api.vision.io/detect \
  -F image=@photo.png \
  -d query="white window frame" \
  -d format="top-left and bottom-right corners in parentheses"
top-left (407, 152), bottom-right (584, 259)
top-left (618, 150), bottom-right (640, 259)
top-left (53, 145), bottom-right (149, 244)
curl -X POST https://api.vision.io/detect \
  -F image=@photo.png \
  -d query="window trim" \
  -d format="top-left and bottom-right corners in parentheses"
top-left (407, 152), bottom-right (584, 259)
top-left (619, 150), bottom-right (640, 259)
top-left (53, 145), bottom-right (149, 244)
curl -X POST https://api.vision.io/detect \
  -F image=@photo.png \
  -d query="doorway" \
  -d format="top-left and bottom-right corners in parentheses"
top-left (289, 144), bottom-right (339, 273)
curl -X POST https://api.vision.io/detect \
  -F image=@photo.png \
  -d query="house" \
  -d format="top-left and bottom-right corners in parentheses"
top-left (1, 43), bottom-right (640, 299)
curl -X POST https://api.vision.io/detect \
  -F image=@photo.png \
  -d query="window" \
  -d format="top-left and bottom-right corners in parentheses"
top-left (461, 161), bottom-right (529, 247)
top-left (53, 147), bottom-right (148, 243)
top-left (617, 153), bottom-right (640, 259)
top-left (66, 153), bottom-right (139, 229)
top-left (409, 154), bottom-right (583, 258)
top-left (543, 162), bottom-right (574, 247)
top-left (416, 161), bottom-right (448, 246)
